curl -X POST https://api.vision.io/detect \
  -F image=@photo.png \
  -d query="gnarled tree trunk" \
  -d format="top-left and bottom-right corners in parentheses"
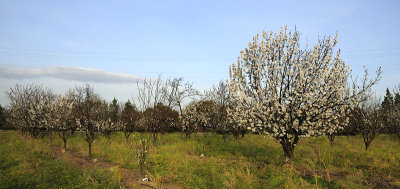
top-left (279, 134), bottom-right (299, 166)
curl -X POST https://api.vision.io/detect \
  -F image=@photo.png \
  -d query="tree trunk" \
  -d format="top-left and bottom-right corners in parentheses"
top-left (48, 133), bottom-right (52, 145)
top-left (365, 141), bottom-right (370, 151)
top-left (233, 131), bottom-right (239, 141)
top-left (152, 131), bottom-right (157, 144)
top-left (280, 135), bottom-right (299, 166)
top-left (125, 133), bottom-right (130, 144)
top-left (88, 142), bottom-right (92, 159)
top-left (104, 132), bottom-right (111, 141)
top-left (283, 152), bottom-right (293, 165)
top-left (202, 128), bottom-right (207, 138)
top-left (63, 139), bottom-right (67, 151)
top-left (328, 134), bottom-right (335, 146)
top-left (124, 132), bottom-right (130, 139)
top-left (363, 134), bottom-right (373, 151)
top-left (397, 133), bottom-right (400, 143)
top-left (186, 132), bottom-right (191, 140)
top-left (48, 133), bottom-right (52, 155)
top-left (178, 104), bottom-right (183, 116)
top-left (161, 129), bottom-right (166, 136)
top-left (282, 143), bottom-right (294, 165)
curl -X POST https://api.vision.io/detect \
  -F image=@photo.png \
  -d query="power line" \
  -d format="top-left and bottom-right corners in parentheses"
top-left (0, 47), bottom-right (400, 61)
top-left (2, 46), bottom-right (400, 53)
top-left (0, 47), bottom-right (236, 56)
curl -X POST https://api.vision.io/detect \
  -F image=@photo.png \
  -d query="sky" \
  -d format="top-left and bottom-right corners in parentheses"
top-left (0, 0), bottom-right (399, 106)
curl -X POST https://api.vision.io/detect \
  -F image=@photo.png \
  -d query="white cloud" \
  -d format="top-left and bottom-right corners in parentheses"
top-left (0, 65), bottom-right (144, 84)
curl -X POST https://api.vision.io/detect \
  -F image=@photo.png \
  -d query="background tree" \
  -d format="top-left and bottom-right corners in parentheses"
top-left (220, 84), bottom-right (248, 139)
top-left (5, 85), bottom-right (28, 134)
top-left (227, 26), bottom-right (382, 164)
top-left (350, 97), bottom-right (384, 150)
top-left (182, 102), bottom-right (199, 140)
top-left (162, 77), bottom-right (199, 114)
top-left (137, 77), bottom-right (166, 144)
top-left (121, 100), bottom-right (140, 143)
top-left (381, 88), bottom-right (394, 134)
top-left (182, 100), bottom-right (218, 138)
top-left (137, 77), bottom-right (184, 137)
top-left (195, 100), bottom-right (218, 137)
top-left (136, 116), bottom-right (147, 133)
top-left (6, 84), bottom-right (55, 138)
top-left (390, 85), bottom-right (400, 142)
top-left (51, 91), bottom-right (76, 151)
top-left (0, 105), bottom-right (6, 130)
top-left (375, 85), bottom-right (400, 141)
top-left (72, 84), bottom-right (103, 159)
top-left (142, 106), bottom-right (158, 143)
top-left (326, 111), bottom-right (349, 145)
top-left (98, 101), bottom-right (112, 140)
top-left (98, 98), bottom-right (119, 140)
top-left (137, 76), bottom-right (163, 144)
top-left (28, 86), bottom-right (55, 139)
top-left (382, 88), bottom-right (394, 110)
top-left (204, 81), bottom-right (232, 141)
top-left (156, 103), bottom-right (179, 135)
top-left (394, 87), bottom-right (400, 107)
top-left (142, 103), bottom-right (179, 143)
top-left (136, 76), bottom-right (164, 111)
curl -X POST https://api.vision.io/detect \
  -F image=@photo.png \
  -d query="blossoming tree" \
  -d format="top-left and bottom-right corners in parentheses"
top-left (182, 100), bottom-right (218, 139)
top-left (181, 103), bottom-right (199, 140)
top-left (350, 97), bottom-right (383, 150)
top-left (72, 84), bottom-right (103, 159)
top-left (51, 91), bottom-right (76, 151)
top-left (6, 84), bottom-right (55, 138)
top-left (227, 26), bottom-right (382, 164)
top-left (98, 99), bottom-right (120, 140)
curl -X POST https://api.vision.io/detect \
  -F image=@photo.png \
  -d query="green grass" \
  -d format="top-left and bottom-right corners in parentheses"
top-left (1, 130), bottom-right (400, 188)
top-left (0, 131), bottom-right (119, 189)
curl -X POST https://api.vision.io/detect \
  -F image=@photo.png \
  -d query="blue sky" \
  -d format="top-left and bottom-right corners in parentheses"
top-left (0, 0), bottom-right (399, 105)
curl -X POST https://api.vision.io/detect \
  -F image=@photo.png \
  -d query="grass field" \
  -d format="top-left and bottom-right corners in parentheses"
top-left (1, 130), bottom-right (400, 188)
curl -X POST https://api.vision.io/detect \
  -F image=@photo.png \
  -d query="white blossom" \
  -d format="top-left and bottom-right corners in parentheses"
top-left (227, 26), bottom-right (381, 162)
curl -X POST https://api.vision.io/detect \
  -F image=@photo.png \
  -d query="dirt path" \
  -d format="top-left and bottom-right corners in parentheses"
top-left (50, 145), bottom-right (180, 189)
